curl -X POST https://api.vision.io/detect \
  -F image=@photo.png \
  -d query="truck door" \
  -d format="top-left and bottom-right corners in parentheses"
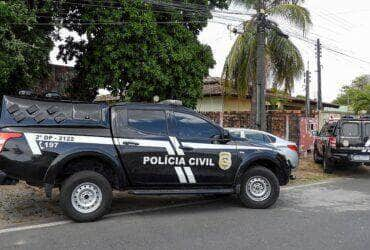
top-left (316, 124), bottom-right (327, 155)
top-left (112, 107), bottom-right (179, 186)
top-left (168, 111), bottom-right (239, 185)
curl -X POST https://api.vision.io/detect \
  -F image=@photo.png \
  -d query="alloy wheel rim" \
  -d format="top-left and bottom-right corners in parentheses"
top-left (71, 182), bottom-right (103, 214)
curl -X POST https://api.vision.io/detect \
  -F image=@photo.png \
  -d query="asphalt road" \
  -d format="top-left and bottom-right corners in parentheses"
top-left (2, 177), bottom-right (370, 250)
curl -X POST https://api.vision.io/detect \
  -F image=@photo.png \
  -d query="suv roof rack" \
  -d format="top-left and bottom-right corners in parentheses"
top-left (341, 115), bottom-right (355, 120)
top-left (159, 100), bottom-right (183, 106)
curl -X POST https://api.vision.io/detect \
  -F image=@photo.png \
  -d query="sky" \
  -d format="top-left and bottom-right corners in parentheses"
top-left (50, 0), bottom-right (370, 102)
top-left (198, 0), bottom-right (370, 103)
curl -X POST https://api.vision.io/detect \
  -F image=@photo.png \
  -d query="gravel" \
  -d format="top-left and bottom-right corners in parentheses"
top-left (0, 182), bottom-right (213, 229)
top-left (0, 182), bottom-right (63, 228)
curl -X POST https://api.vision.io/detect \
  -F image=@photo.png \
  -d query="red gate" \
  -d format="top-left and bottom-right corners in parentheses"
top-left (299, 117), bottom-right (318, 153)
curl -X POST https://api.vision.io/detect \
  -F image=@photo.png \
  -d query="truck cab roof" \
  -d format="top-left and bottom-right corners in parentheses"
top-left (113, 102), bottom-right (193, 112)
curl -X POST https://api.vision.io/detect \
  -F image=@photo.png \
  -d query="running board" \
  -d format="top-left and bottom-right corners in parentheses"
top-left (128, 188), bottom-right (235, 195)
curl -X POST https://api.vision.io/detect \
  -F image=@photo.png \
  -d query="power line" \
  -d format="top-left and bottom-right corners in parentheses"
top-left (322, 46), bottom-right (370, 65)
top-left (52, 0), bottom-right (255, 16)
top-left (310, 11), bottom-right (352, 32)
top-left (18, 19), bottom-right (231, 26)
top-left (286, 32), bottom-right (370, 65)
top-left (316, 9), bottom-right (355, 29)
top-left (325, 9), bottom-right (370, 15)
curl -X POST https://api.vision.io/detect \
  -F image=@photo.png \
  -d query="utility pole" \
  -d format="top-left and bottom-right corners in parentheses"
top-left (256, 6), bottom-right (267, 131)
top-left (228, 3), bottom-right (288, 131)
top-left (316, 38), bottom-right (323, 111)
top-left (305, 67), bottom-right (311, 117)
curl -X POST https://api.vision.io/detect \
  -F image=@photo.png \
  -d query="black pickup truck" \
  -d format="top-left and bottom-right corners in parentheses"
top-left (0, 95), bottom-right (290, 222)
top-left (314, 116), bottom-right (370, 173)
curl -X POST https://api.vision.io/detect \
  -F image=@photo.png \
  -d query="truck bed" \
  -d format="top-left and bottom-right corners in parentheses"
top-left (0, 96), bottom-right (110, 128)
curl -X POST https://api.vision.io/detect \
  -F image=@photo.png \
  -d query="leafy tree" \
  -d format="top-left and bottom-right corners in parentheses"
top-left (0, 0), bottom-right (53, 95)
top-left (56, 0), bottom-right (228, 107)
top-left (222, 0), bottom-right (311, 125)
top-left (295, 94), bottom-right (305, 99)
top-left (334, 75), bottom-right (370, 113)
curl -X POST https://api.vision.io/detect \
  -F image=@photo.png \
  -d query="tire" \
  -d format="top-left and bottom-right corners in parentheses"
top-left (60, 170), bottom-right (112, 222)
top-left (323, 153), bottom-right (334, 174)
top-left (313, 148), bottom-right (323, 163)
top-left (239, 166), bottom-right (280, 209)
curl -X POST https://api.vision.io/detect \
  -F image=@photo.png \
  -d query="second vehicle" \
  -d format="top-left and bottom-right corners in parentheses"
top-left (226, 128), bottom-right (299, 170)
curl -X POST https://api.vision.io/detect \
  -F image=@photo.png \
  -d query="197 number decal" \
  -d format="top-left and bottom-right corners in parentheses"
top-left (38, 141), bottom-right (59, 150)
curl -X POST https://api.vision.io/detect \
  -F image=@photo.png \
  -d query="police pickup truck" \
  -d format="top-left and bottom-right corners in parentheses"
top-left (0, 96), bottom-right (290, 222)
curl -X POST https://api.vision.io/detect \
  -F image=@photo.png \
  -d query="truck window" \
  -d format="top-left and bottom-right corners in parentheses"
top-left (174, 112), bottom-right (220, 139)
top-left (244, 132), bottom-right (265, 142)
top-left (341, 122), bottom-right (360, 137)
top-left (319, 124), bottom-right (327, 136)
top-left (365, 123), bottom-right (370, 137)
top-left (327, 123), bottom-right (337, 135)
top-left (229, 131), bottom-right (241, 138)
top-left (127, 109), bottom-right (167, 135)
top-left (267, 135), bottom-right (277, 143)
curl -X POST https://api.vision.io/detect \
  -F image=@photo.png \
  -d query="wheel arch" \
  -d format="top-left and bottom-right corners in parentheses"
top-left (44, 150), bottom-right (127, 190)
top-left (234, 152), bottom-right (289, 186)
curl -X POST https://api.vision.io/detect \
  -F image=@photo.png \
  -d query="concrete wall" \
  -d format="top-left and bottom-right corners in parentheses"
top-left (196, 96), bottom-right (251, 112)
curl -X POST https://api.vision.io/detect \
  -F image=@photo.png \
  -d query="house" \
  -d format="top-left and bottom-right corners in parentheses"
top-left (196, 77), bottom-right (340, 112)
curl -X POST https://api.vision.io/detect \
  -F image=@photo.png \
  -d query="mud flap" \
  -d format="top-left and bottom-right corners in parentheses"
top-left (45, 183), bottom-right (53, 199)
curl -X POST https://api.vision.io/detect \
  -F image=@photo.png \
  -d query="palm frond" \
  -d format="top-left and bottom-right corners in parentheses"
top-left (222, 21), bottom-right (257, 96)
top-left (267, 4), bottom-right (311, 31)
top-left (267, 27), bottom-right (304, 94)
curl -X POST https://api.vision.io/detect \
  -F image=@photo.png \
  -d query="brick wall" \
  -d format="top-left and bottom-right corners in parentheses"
top-left (202, 110), bottom-right (306, 145)
top-left (203, 111), bottom-right (254, 128)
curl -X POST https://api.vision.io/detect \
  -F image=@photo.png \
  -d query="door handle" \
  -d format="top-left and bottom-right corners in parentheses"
top-left (122, 142), bottom-right (139, 146)
top-left (179, 146), bottom-right (193, 151)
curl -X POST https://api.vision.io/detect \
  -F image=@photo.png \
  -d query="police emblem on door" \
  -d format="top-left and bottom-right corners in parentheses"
top-left (218, 152), bottom-right (232, 170)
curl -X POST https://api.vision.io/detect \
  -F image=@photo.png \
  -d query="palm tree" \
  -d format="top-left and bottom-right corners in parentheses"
top-left (222, 0), bottom-right (311, 127)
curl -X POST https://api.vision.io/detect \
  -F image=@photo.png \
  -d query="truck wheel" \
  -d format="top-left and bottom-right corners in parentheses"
top-left (239, 166), bottom-right (280, 209)
top-left (313, 148), bottom-right (323, 163)
top-left (60, 171), bottom-right (112, 222)
top-left (323, 154), bottom-right (334, 174)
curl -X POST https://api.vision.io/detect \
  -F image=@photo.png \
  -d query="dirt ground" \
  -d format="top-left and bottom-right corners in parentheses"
top-left (0, 155), bottom-right (368, 228)
top-left (290, 155), bottom-right (370, 185)
top-left (0, 184), bottom-right (212, 228)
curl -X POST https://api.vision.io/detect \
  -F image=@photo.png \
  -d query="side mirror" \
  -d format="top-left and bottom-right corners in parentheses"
top-left (222, 130), bottom-right (231, 140)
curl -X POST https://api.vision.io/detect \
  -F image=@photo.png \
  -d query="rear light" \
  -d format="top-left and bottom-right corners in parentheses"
top-left (287, 144), bottom-right (298, 152)
top-left (0, 132), bottom-right (23, 152)
top-left (329, 136), bottom-right (337, 148)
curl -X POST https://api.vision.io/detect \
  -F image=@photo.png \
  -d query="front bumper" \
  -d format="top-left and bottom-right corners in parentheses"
top-left (277, 153), bottom-right (292, 185)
